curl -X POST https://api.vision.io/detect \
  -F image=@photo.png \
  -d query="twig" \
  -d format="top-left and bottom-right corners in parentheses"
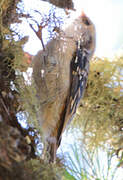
top-left (29, 20), bottom-right (48, 51)
top-left (0, 93), bottom-right (10, 117)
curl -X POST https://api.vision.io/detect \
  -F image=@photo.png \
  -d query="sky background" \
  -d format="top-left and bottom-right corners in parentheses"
top-left (73, 0), bottom-right (123, 57)
top-left (18, 0), bottom-right (123, 58)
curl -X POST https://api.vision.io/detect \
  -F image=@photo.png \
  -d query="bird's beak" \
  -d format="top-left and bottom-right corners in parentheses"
top-left (81, 10), bottom-right (86, 17)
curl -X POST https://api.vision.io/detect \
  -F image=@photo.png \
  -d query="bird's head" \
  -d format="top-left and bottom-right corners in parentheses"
top-left (80, 10), bottom-right (96, 55)
top-left (64, 10), bottom-right (96, 57)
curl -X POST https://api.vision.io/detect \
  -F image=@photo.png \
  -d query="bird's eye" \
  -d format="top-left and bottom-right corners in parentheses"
top-left (83, 18), bottom-right (90, 26)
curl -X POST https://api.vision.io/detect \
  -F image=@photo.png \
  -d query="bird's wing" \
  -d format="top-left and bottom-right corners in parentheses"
top-left (57, 41), bottom-right (90, 145)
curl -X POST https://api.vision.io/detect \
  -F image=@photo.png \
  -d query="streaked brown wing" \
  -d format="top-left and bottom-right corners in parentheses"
top-left (57, 41), bottom-right (90, 145)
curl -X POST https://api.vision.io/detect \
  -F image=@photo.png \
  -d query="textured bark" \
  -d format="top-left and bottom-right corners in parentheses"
top-left (0, 122), bottom-right (38, 180)
top-left (0, 122), bottom-right (31, 170)
top-left (0, 1), bottom-right (37, 177)
top-left (41, 0), bottom-right (74, 9)
top-left (2, 0), bottom-right (21, 26)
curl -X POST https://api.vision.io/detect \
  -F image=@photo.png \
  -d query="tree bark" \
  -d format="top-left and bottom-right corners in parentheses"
top-left (41, 0), bottom-right (74, 9)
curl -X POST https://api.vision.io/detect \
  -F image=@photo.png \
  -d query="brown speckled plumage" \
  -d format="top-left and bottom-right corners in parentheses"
top-left (32, 12), bottom-right (96, 162)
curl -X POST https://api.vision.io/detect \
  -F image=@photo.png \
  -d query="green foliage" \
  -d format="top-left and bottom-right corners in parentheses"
top-left (16, 73), bottom-right (42, 131)
top-left (62, 170), bottom-right (76, 180)
top-left (73, 56), bottom-right (123, 152)
top-left (65, 143), bottom-right (121, 180)
top-left (0, 0), bottom-right (27, 115)
top-left (0, 0), bottom-right (40, 132)
top-left (27, 159), bottom-right (64, 180)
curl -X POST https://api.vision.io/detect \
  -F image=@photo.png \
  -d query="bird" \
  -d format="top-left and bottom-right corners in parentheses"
top-left (32, 11), bottom-right (96, 162)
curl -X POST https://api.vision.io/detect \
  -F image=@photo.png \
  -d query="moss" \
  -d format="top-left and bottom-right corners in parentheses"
top-left (72, 56), bottom-right (123, 151)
